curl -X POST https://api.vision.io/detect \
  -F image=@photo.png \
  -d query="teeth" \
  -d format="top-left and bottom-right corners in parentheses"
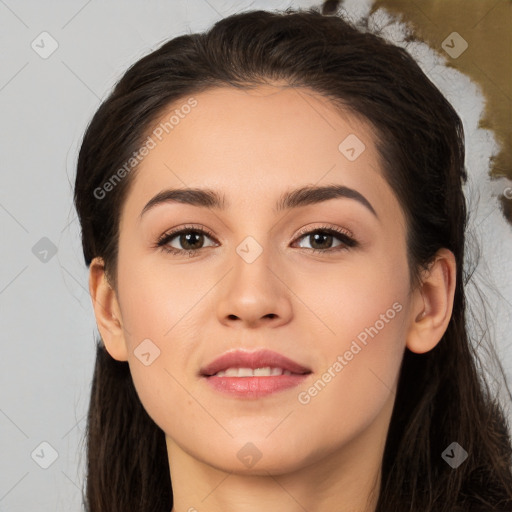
top-left (238, 367), bottom-right (254, 377)
top-left (214, 367), bottom-right (293, 377)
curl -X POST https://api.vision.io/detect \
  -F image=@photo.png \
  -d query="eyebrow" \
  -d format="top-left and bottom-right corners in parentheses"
top-left (139, 184), bottom-right (378, 219)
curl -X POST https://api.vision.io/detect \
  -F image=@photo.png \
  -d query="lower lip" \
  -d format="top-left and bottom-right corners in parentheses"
top-left (203, 374), bottom-right (310, 398)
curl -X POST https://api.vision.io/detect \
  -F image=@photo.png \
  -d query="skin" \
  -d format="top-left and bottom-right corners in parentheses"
top-left (89, 84), bottom-right (456, 512)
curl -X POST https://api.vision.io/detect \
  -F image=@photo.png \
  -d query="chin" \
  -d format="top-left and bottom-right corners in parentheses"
top-left (196, 437), bottom-right (321, 476)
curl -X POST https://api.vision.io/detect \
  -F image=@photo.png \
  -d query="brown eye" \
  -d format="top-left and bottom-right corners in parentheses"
top-left (156, 226), bottom-right (218, 256)
top-left (173, 231), bottom-right (205, 251)
top-left (293, 226), bottom-right (358, 253)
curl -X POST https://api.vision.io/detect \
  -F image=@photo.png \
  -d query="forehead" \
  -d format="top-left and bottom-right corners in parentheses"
top-left (122, 84), bottom-right (402, 225)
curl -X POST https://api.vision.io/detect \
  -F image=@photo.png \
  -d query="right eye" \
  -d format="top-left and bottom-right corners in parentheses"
top-left (156, 225), bottom-right (218, 257)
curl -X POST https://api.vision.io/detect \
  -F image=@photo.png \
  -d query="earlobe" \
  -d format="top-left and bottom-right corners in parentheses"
top-left (88, 257), bottom-right (129, 362)
top-left (406, 248), bottom-right (457, 354)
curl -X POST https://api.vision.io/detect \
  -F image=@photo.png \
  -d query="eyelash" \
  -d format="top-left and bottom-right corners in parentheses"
top-left (155, 223), bottom-right (358, 258)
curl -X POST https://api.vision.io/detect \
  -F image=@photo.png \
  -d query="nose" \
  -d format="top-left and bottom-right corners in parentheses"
top-left (215, 247), bottom-right (293, 329)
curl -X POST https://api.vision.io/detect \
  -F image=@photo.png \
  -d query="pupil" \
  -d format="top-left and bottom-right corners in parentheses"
top-left (182, 232), bottom-right (203, 250)
top-left (311, 233), bottom-right (332, 249)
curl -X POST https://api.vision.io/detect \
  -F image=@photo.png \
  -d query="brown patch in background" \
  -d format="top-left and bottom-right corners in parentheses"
top-left (372, 0), bottom-right (512, 222)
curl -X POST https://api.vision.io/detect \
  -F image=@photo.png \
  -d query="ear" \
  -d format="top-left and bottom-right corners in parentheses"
top-left (88, 256), bottom-right (128, 362)
top-left (406, 248), bottom-right (456, 354)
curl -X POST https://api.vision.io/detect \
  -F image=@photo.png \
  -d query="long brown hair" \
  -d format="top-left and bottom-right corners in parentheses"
top-left (74, 2), bottom-right (512, 510)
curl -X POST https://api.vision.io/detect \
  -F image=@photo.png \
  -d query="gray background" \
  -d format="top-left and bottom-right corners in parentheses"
top-left (1, 1), bottom-right (511, 511)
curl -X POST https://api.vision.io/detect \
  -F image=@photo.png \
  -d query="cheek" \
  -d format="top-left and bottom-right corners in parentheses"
top-left (298, 246), bottom-right (408, 353)
top-left (116, 255), bottom-right (208, 347)
top-left (293, 254), bottom-right (408, 430)
top-left (298, 294), bottom-right (406, 422)
top-left (115, 258), bottom-right (210, 428)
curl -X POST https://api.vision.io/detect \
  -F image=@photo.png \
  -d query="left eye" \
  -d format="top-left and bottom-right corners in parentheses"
top-left (156, 225), bottom-right (357, 257)
top-left (293, 227), bottom-right (357, 252)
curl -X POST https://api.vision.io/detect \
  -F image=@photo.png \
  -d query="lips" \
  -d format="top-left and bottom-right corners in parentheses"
top-left (200, 349), bottom-right (311, 377)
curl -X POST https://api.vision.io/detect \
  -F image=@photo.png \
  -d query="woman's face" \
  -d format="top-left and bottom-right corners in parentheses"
top-left (111, 84), bottom-right (415, 475)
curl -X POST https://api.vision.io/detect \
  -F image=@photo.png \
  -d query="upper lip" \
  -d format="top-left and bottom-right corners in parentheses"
top-left (200, 349), bottom-right (312, 377)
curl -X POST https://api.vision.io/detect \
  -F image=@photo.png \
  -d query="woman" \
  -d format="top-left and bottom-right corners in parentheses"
top-left (74, 2), bottom-right (512, 510)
